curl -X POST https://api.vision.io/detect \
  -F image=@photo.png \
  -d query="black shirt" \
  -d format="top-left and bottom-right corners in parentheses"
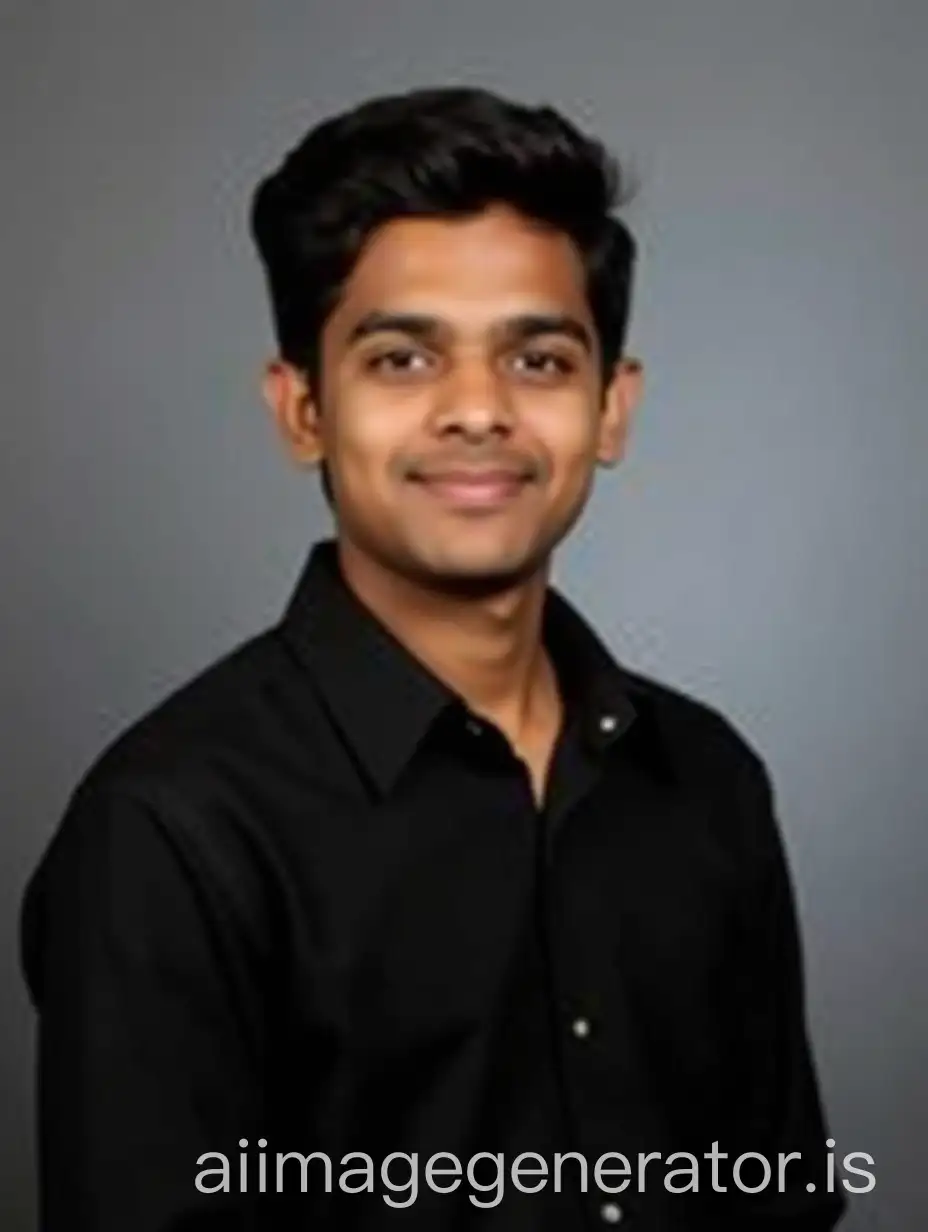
top-left (20, 538), bottom-right (845, 1231)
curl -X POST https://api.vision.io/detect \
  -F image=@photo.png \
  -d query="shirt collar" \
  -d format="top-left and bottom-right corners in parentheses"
top-left (276, 538), bottom-right (640, 796)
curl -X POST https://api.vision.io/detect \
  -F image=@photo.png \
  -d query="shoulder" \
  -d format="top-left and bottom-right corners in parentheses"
top-left (30, 625), bottom-right (300, 901)
top-left (21, 629), bottom-right (291, 991)
top-left (73, 626), bottom-right (287, 808)
top-left (621, 666), bottom-right (769, 784)
top-left (619, 666), bottom-right (781, 867)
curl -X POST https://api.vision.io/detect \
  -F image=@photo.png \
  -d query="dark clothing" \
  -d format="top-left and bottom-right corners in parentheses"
top-left (20, 539), bottom-right (844, 1231)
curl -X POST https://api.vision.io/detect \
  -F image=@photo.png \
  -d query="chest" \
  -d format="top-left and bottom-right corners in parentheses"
top-left (258, 746), bottom-right (748, 1066)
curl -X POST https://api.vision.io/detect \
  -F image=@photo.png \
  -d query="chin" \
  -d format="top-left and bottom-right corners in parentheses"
top-left (408, 542), bottom-right (547, 595)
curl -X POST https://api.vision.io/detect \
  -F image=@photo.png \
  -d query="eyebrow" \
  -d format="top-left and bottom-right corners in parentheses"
top-left (345, 311), bottom-right (594, 353)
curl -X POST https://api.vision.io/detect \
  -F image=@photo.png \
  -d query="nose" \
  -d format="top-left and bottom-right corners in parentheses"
top-left (430, 355), bottom-right (515, 441)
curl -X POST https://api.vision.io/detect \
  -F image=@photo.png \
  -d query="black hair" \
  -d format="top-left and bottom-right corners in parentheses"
top-left (249, 85), bottom-right (637, 504)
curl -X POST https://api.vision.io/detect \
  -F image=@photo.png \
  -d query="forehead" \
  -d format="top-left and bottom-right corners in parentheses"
top-left (329, 205), bottom-right (590, 330)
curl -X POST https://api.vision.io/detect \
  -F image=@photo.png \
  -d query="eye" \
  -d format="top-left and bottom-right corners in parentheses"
top-left (364, 346), bottom-right (432, 375)
top-left (512, 349), bottom-right (578, 378)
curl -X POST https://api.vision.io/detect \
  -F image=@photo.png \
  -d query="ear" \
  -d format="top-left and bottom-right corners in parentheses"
top-left (261, 358), bottom-right (324, 467)
top-left (596, 357), bottom-right (643, 467)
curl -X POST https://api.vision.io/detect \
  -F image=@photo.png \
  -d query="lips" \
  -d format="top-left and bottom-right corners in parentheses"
top-left (412, 468), bottom-right (530, 508)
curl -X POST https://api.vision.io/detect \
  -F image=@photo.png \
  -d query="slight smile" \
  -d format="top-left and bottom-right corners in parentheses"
top-left (411, 470), bottom-right (532, 510)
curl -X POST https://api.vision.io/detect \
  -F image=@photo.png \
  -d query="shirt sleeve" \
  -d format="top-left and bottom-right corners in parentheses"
top-left (722, 747), bottom-right (847, 1230)
top-left (19, 775), bottom-right (276, 1231)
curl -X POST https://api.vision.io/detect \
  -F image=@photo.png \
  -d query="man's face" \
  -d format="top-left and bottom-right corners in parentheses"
top-left (265, 204), bottom-right (640, 590)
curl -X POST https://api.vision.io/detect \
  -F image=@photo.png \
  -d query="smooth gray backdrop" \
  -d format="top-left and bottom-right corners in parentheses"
top-left (3, 2), bottom-right (926, 1228)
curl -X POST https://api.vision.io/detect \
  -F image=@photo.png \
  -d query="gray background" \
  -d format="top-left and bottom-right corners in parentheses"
top-left (2, 1), bottom-right (925, 1228)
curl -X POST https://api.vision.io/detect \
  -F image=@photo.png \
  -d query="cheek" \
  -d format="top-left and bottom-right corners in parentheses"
top-left (527, 402), bottom-right (602, 475)
top-left (326, 391), bottom-right (418, 476)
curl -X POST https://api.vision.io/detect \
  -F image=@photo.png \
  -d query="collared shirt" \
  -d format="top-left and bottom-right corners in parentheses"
top-left (20, 538), bottom-right (845, 1231)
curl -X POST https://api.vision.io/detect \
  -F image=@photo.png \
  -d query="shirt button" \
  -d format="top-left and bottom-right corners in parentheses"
top-left (465, 717), bottom-right (483, 736)
top-left (600, 1201), bottom-right (623, 1223)
top-left (571, 1016), bottom-right (592, 1039)
top-left (599, 713), bottom-right (618, 734)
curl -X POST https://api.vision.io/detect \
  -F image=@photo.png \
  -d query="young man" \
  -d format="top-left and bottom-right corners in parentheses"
top-left (20, 86), bottom-right (845, 1230)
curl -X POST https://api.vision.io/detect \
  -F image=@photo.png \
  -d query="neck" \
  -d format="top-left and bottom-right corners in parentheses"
top-left (336, 539), bottom-right (561, 747)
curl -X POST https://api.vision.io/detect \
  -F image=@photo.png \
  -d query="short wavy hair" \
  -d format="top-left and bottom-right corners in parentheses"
top-left (250, 85), bottom-right (637, 394)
